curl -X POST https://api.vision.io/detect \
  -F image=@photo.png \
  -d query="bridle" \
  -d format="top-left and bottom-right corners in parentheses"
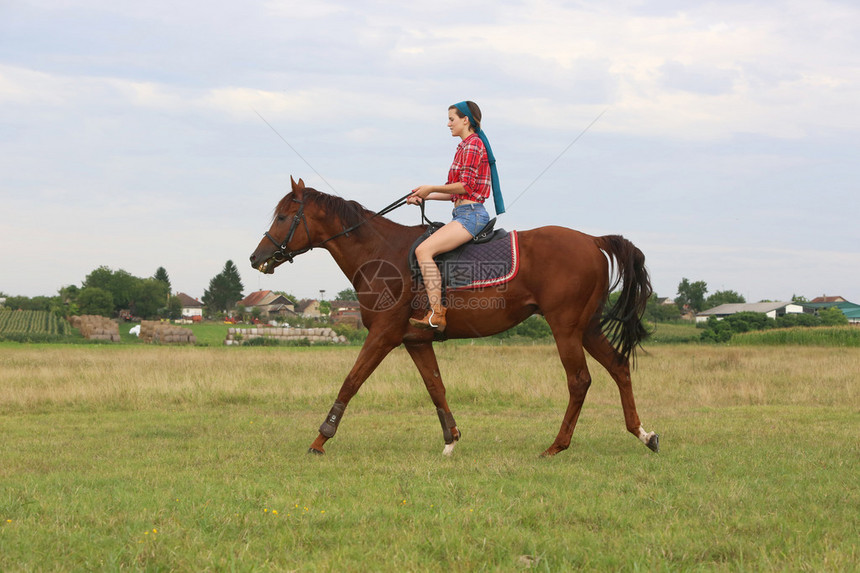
top-left (263, 191), bottom-right (426, 264)
top-left (264, 197), bottom-right (313, 264)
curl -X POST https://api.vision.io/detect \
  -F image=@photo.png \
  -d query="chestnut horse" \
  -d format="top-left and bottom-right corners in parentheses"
top-left (250, 177), bottom-right (659, 457)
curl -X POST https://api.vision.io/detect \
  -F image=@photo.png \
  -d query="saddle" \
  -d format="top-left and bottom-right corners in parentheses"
top-left (408, 219), bottom-right (520, 291)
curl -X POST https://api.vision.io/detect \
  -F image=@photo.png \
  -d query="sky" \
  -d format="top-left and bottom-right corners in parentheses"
top-left (2, 0), bottom-right (859, 305)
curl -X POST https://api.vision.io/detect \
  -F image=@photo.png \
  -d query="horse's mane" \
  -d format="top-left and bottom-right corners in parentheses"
top-left (273, 188), bottom-right (374, 229)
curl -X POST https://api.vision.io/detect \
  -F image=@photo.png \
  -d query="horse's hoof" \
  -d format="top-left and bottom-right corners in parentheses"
top-left (646, 433), bottom-right (660, 453)
top-left (307, 447), bottom-right (325, 455)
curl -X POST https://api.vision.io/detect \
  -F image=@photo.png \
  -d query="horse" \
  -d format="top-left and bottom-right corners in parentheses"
top-left (249, 177), bottom-right (659, 457)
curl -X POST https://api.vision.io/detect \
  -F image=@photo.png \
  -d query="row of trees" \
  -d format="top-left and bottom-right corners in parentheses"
top-left (4, 264), bottom-right (208, 320)
top-left (673, 278), bottom-right (746, 314)
top-left (0, 268), bottom-right (843, 327)
top-left (1, 260), bottom-right (360, 322)
top-left (2, 267), bottom-right (173, 319)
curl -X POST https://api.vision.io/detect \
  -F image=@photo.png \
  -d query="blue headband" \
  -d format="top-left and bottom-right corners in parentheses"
top-left (454, 102), bottom-right (505, 215)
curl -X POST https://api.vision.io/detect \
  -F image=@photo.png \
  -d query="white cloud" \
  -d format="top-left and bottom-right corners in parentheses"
top-left (2, 0), bottom-right (859, 304)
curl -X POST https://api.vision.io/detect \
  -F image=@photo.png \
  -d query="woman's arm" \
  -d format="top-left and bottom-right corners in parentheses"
top-left (407, 182), bottom-right (467, 204)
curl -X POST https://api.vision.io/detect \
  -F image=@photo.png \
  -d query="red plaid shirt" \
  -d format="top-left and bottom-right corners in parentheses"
top-left (447, 134), bottom-right (491, 203)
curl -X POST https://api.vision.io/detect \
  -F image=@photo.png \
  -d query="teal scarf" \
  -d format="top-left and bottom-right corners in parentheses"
top-left (453, 102), bottom-right (505, 215)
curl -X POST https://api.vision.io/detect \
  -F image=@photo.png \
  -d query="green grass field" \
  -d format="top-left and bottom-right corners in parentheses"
top-left (1, 343), bottom-right (857, 571)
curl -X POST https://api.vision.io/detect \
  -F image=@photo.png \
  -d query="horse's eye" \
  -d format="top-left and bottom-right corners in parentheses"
top-left (277, 215), bottom-right (286, 222)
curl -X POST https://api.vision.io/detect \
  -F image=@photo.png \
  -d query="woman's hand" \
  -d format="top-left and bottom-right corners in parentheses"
top-left (407, 185), bottom-right (434, 205)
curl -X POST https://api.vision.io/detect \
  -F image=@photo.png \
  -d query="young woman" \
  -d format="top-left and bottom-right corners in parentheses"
top-left (407, 101), bottom-right (504, 332)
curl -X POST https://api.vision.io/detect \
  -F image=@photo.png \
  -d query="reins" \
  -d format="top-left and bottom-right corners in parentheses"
top-left (264, 191), bottom-right (433, 264)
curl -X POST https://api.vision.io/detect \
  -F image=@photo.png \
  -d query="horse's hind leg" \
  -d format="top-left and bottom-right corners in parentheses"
top-left (404, 341), bottom-right (461, 456)
top-left (542, 322), bottom-right (593, 457)
top-left (583, 325), bottom-right (659, 452)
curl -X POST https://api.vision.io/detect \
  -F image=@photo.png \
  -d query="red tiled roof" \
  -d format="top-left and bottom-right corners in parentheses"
top-left (237, 290), bottom-right (273, 307)
top-left (810, 296), bottom-right (846, 303)
top-left (176, 292), bottom-right (203, 307)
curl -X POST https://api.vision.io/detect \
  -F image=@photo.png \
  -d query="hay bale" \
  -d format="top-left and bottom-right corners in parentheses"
top-left (71, 315), bottom-right (120, 341)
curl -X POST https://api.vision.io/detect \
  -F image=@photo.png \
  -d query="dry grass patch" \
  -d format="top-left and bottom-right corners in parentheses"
top-left (1, 342), bottom-right (858, 571)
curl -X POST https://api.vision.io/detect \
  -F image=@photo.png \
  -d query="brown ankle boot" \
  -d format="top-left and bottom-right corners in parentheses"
top-left (409, 304), bottom-right (447, 332)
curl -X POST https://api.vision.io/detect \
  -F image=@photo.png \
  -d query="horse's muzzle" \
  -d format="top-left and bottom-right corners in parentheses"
top-left (249, 251), bottom-right (276, 274)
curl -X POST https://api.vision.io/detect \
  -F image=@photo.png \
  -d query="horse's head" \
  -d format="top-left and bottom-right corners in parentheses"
top-left (250, 176), bottom-right (314, 274)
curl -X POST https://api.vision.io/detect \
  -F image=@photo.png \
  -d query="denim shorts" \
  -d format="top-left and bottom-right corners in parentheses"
top-left (452, 203), bottom-right (491, 238)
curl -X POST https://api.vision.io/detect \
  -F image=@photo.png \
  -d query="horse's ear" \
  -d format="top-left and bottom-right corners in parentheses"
top-left (290, 176), bottom-right (305, 198)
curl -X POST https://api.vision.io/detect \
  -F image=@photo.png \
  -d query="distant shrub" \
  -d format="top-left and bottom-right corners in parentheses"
top-left (494, 315), bottom-right (553, 341)
top-left (732, 327), bottom-right (860, 347)
top-left (701, 308), bottom-right (850, 344)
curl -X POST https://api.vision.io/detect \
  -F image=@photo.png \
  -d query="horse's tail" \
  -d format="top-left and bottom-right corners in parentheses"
top-left (594, 234), bottom-right (653, 364)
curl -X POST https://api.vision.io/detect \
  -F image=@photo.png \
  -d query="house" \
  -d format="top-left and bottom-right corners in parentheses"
top-left (330, 300), bottom-right (363, 328)
top-left (176, 292), bottom-right (204, 319)
top-left (810, 295), bottom-right (847, 303)
top-left (695, 302), bottom-right (804, 324)
top-left (843, 307), bottom-right (860, 325)
top-left (236, 290), bottom-right (297, 320)
top-left (296, 299), bottom-right (323, 318)
top-left (801, 296), bottom-right (860, 326)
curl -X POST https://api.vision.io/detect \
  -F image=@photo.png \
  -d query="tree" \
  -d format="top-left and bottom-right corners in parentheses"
top-left (645, 294), bottom-right (681, 322)
top-left (675, 278), bottom-right (708, 313)
top-left (3, 295), bottom-right (53, 311)
top-left (153, 267), bottom-right (171, 309)
top-left (819, 307), bottom-right (848, 326)
top-left (52, 286), bottom-right (79, 318)
top-left (130, 278), bottom-right (169, 319)
top-left (336, 288), bottom-right (357, 301)
top-left (202, 260), bottom-right (244, 313)
top-left (166, 295), bottom-right (183, 320)
top-left (705, 290), bottom-right (746, 310)
top-left (83, 267), bottom-right (137, 312)
top-left (77, 287), bottom-right (114, 317)
top-left (153, 267), bottom-right (171, 291)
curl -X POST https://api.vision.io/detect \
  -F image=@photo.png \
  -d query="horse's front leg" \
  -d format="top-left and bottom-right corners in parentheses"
top-left (404, 341), bottom-right (461, 456)
top-left (308, 332), bottom-right (398, 455)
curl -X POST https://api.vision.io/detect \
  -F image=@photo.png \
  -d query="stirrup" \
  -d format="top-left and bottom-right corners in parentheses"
top-left (410, 306), bottom-right (446, 331)
top-left (428, 308), bottom-right (442, 328)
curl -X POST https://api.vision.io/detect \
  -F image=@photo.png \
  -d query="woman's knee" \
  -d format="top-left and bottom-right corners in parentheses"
top-left (415, 241), bottom-right (439, 261)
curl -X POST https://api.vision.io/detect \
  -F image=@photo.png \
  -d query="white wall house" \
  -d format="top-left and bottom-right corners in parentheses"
top-left (695, 302), bottom-right (805, 324)
top-left (176, 292), bottom-right (204, 318)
